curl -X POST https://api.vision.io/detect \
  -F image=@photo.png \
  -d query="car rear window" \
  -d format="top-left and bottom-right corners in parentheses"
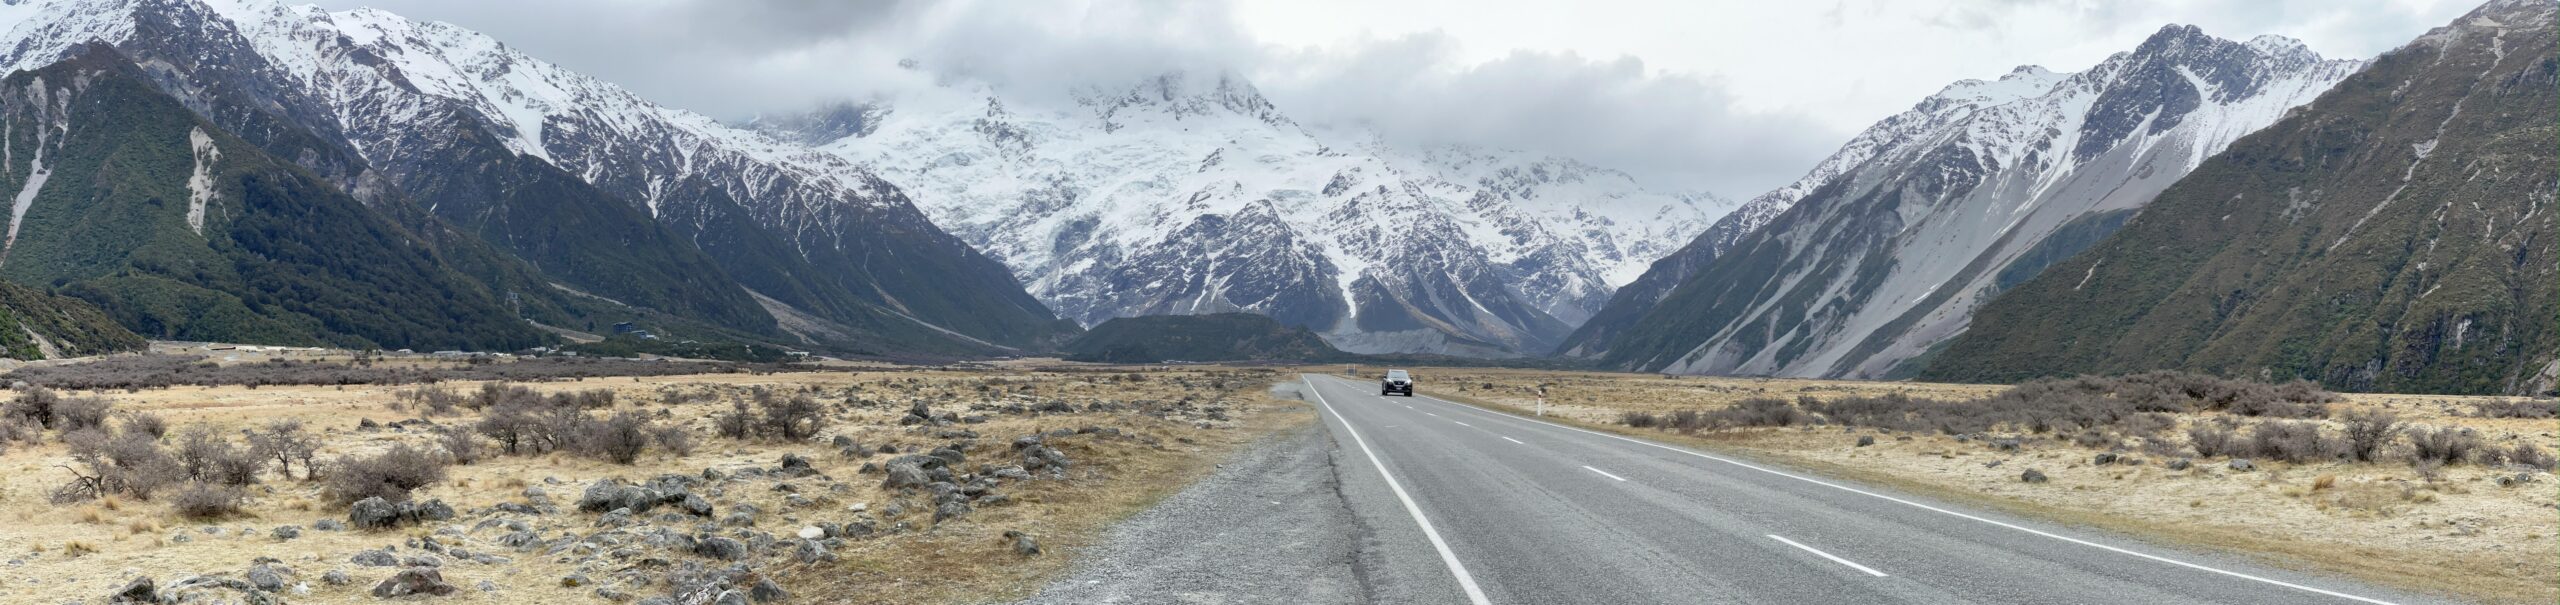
top-left (1386, 370), bottom-right (1409, 379)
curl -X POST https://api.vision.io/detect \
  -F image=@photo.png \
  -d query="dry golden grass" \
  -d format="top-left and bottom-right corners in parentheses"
top-left (0, 364), bottom-right (1308, 604)
top-left (1407, 368), bottom-right (2557, 605)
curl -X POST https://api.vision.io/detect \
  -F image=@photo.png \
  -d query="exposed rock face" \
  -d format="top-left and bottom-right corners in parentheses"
top-left (0, 0), bottom-right (1077, 354)
top-left (1583, 25), bottom-right (2364, 378)
top-left (1927, 0), bottom-right (2559, 396)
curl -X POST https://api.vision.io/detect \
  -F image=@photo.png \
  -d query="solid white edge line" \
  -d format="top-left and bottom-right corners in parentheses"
top-left (1500, 436), bottom-right (1524, 445)
top-left (1768, 534), bottom-right (1889, 577)
top-left (1304, 377), bottom-right (1493, 605)
top-left (1582, 465), bottom-right (1627, 482)
top-left (1327, 376), bottom-right (2408, 605)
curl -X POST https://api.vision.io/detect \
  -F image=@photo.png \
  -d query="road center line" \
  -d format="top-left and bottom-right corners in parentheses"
top-left (1582, 465), bottom-right (1627, 482)
top-left (1303, 378), bottom-right (1492, 605)
top-left (1452, 420), bottom-right (1471, 427)
top-left (1500, 436), bottom-right (1524, 445)
top-left (1768, 534), bottom-right (1888, 577)
top-left (1354, 377), bottom-right (2409, 605)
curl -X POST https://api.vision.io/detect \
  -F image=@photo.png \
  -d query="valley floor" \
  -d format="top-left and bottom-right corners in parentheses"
top-left (0, 357), bottom-right (1307, 604)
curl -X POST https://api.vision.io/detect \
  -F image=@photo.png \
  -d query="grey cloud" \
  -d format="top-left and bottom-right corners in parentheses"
top-left (1257, 33), bottom-right (1843, 195)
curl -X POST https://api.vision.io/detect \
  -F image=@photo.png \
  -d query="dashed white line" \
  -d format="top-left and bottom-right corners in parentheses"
top-left (1582, 465), bottom-right (1627, 482)
top-left (1303, 378), bottom-right (1492, 605)
top-left (1768, 535), bottom-right (1888, 577)
top-left (1424, 412), bottom-right (1439, 417)
top-left (1452, 420), bottom-right (1472, 427)
top-left (1500, 436), bottom-right (1524, 445)
top-left (1349, 377), bottom-right (2411, 605)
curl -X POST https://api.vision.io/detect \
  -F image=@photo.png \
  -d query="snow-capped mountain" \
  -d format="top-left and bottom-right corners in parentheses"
top-left (0, 0), bottom-right (1078, 353)
top-left (1585, 24), bottom-right (2365, 377)
top-left (779, 72), bottom-right (1731, 356)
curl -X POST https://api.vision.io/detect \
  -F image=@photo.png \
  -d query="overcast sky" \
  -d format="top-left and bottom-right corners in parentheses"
top-left (309, 0), bottom-right (2477, 197)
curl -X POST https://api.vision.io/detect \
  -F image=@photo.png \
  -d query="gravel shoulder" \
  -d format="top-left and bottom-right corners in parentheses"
top-left (1012, 422), bottom-right (1367, 605)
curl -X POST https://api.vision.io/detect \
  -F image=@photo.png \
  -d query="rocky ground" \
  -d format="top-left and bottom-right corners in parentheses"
top-left (0, 362), bottom-right (1307, 604)
top-left (1414, 368), bottom-right (2559, 604)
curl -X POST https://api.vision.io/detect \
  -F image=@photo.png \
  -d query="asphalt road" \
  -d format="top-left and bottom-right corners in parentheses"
top-left (1027, 375), bottom-right (2469, 604)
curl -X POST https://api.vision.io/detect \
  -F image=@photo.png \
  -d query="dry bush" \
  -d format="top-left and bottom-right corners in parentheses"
top-left (120, 412), bottom-right (168, 439)
top-left (323, 443), bottom-right (448, 505)
top-left (475, 403), bottom-right (545, 455)
top-left (2, 387), bottom-right (60, 428)
top-left (1711, 397), bottom-right (1812, 428)
top-left (2469, 399), bottom-right (2558, 419)
top-left (247, 420), bottom-right (319, 479)
top-left (175, 426), bottom-right (265, 486)
top-left (50, 396), bottom-right (114, 434)
top-left (399, 385), bottom-right (465, 415)
top-left (2506, 443), bottom-right (2555, 471)
top-left (1621, 411), bottom-right (1661, 428)
top-left (54, 429), bottom-right (182, 503)
top-left (2188, 425), bottom-right (2242, 458)
top-left (573, 412), bottom-right (654, 464)
top-left (758, 393), bottom-right (827, 441)
top-left (436, 428), bottom-right (484, 465)
top-left (651, 424), bottom-right (694, 456)
top-left (2407, 426), bottom-right (2481, 467)
top-left (2340, 411), bottom-right (2402, 463)
top-left (2249, 420), bottom-right (2342, 464)
top-left (170, 482), bottom-right (244, 520)
top-left (715, 400), bottom-right (754, 439)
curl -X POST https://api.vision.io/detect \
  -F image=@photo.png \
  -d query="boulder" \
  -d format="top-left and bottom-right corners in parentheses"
top-left (349, 497), bottom-right (405, 530)
top-left (2167, 458), bottom-right (2194, 471)
top-left (1854, 436), bottom-right (1875, 447)
top-left (2020, 469), bottom-right (2049, 484)
top-left (694, 535), bottom-right (747, 561)
top-left (351, 549), bottom-right (401, 567)
top-left (270, 525), bottom-right (302, 541)
top-left (2228, 459), bottom-right (2256, 472)
top-left (1005, 530), bottom-right (1040, 556)
top-left (371, 567), bottom-right (459, 598)
top-left (107, 577), bottom-right (154, 604)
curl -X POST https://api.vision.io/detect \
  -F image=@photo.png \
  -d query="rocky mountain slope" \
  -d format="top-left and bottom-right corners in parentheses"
top-left (0, 46), bottom-right (560, 350)
top-left (1582, 25), bottom-right (2364, 377)
top-left (774, 73), bottom-right (1729, 357)
top-left (0, 0), bottom-right (1077, 354)
top-left (1926, 0), bottom-right (2556, 396)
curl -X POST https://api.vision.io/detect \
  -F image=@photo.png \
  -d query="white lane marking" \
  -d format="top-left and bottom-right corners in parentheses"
top-left (1332, 377), bottom-right (2410, 605)
top-left (1424, 412), bottom-right (1439, 417)
top-left (1768, 534), bottom-right (1888, 577)
top-left (1500, 436), bottom-right (1524, 445)
top-left (1452, 421), bottom-right (1472, 427)
top-left (1582, 466), bottom-right (1627, 482)
top-left (1303, 377), bottom-right (1492, 605)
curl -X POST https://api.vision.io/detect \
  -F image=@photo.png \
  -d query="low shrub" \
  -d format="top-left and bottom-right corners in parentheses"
top-left (248, 420), bottom-right (319, 480)
top-left (120, 412), bottom-right (168, 439)
top-left (2470, 399), bottom-right (2558, 419)
top-left (170, 482), bottom-right (245, 520)
top-left (323, 444), bottom-right (448, 505)
top-left (651, 424), bottom-right (695, 457)
top-left (2407, 426), bottom-right (2480, 466)
top-left (2187, 425), bottom-right (2241, 458)
top-left (1621, 411), bottom-right (1660, 428)
top-left (436, 428), bottom-right (483, 465)
top-left (2247, 420), bottom-right (2340, 464)
top-left (2339, 411), bottom-right (2401, 463)
top-left (574, 412), bottom-right (653, 464)
top-left (2507, 443), bottom-right (2556, 472)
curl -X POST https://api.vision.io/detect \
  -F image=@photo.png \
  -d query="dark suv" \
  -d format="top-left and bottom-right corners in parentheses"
top-left (1380, 369), bottom-right (1414, 396)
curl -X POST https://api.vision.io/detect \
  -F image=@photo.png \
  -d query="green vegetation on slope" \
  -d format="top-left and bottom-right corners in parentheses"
top-left (0, 279), bottom-right (144, 359)
top-left (0, 49), bottom-right (545, 351)
top-left (1925, 4), bottom-right (2556, 395)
